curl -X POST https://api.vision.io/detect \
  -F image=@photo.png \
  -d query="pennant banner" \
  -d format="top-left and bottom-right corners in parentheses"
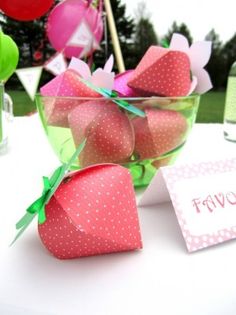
top-left (44, 52), bottom-right (67, 76)
top-left (15, 66), bottom-right (43, 101)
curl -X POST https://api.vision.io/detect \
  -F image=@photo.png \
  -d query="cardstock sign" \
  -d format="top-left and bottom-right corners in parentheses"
top-left (139, 158), bottom-right (236, 252)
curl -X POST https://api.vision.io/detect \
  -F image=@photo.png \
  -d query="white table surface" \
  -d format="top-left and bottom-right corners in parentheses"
top-left (0, 115), bottom-right (236, 315)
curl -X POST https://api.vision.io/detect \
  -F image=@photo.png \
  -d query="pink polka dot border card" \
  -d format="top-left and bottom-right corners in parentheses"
top-left (38, 164), bottom-right (143, 259)
top-left (140, 157), bottom-right (236, 252)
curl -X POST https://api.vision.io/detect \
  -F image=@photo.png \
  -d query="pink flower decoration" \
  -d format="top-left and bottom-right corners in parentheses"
top-left (170, 33), bottom-right (212, 94)
top-left (68, 55), bottom-right (115, 91)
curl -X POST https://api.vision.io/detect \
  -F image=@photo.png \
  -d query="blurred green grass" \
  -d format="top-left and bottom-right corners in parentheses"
top-left (196, 91), bottom-right (225, 123)
top-left (8, 90), bottom-right (226, 123)
top-left (8, 90), bottom-right (36, 116)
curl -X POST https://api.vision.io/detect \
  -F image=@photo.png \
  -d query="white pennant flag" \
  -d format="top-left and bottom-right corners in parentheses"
top-left (67, 19), bottom-right (94, 48)
top-left (15, 66), bottom-right (43, 101)
top-left (44, 53), bottom-right (67, 76)
top-left (79, 38), bottom-right (100, 59)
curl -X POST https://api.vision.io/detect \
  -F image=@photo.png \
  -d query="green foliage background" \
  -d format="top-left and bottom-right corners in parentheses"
top-left (1, 0), bottom-right (235, 91)
top-left (0, 0), bottom-right (233, 122)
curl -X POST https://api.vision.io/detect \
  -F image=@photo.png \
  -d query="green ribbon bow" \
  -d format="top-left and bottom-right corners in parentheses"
top-left (81, 78), bottom-right (146, 118)
top-left (11, 140), bottom-right (86, 245)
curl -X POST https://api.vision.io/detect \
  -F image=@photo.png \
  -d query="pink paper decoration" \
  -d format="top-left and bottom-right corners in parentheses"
top-left (40, 69), bottom-right (100, 127)
top-left (69, 55), bottom-right (115, 91)
top-left (114, 70), bottom-right (138, 97)
top-left (68, 101), bottom-right (135, 167)
top-left (132, 108), bottom-right (188, 159)
top-left (38, 164), bottom-right (143, 259)
top-left (128, 46), bottom-right (191, 97)
top-left (169, 33), bottom-right (212, 94)
top-left (46, 0), bottom-right (103, 58)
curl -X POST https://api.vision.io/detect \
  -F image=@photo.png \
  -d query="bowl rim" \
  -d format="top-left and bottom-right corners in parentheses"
top-left (35, 93), bottom-right (200, 101)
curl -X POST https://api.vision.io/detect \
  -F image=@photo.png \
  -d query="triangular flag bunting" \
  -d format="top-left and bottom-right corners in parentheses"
top-left (15, 67), bottom-right (43, 101)
top-left (79, 38), bottom-right (100, 59)
top-left (44, 53), bottom-right (67, 76)
top-left (67, 19), bottom-right (94, 47)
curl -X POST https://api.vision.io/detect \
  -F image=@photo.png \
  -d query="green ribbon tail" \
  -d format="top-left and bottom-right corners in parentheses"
top-left (80, 79), bottom-right (146, 118)
top-left (112, 99), bottom-right (145, 117)
top-left (38, 206), bottom-right (46, 224)
top-left (66, 138), bottom-right (87, 169)
top-left (43, 176), bottom-right (51, 191)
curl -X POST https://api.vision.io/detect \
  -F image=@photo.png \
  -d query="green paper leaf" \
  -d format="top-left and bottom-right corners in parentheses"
top-left (16, 212), bottom-right (36, 230)
top-left (11, 213), bottom-right (36, 246)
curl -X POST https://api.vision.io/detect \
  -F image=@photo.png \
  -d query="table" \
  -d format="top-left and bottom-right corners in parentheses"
top-left (0, 116), bottom-right (236, 315)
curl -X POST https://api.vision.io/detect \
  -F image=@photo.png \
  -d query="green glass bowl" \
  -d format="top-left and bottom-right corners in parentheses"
top-left (36, 95), bottom-right (200, 187)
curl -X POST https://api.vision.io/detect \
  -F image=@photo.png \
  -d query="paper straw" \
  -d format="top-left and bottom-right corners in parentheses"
top-left (103, 0), bottom-right (125, 73)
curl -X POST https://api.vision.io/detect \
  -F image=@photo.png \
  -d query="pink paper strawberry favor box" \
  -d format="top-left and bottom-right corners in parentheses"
top-left (127, 33), bottom-right (212, 97)
top-left (36, 33), bottom-right (212, 187)
top-left (12, 143), bottom-right (142, 259)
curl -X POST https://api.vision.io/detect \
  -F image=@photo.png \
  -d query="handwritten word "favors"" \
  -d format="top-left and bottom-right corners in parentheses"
top-left (192, 192), bottom-right (236, 213)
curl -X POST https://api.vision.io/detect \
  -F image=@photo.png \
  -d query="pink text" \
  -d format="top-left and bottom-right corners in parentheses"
top-left (192, 191), bottom-right (236, 213)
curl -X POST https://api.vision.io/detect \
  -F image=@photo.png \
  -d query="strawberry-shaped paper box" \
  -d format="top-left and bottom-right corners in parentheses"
top-left (39, 164), bottom-right (142, 259)
top-left (12, 143), bottom-right (142, 259)
top-left (127, 33), bottom-right (212, 97)
top-left (40, 56), bottom-right (115, 127)
top-left (132, 108), bottom-right (188, 160)
top-left (68, 100), bottom-right (135, 167)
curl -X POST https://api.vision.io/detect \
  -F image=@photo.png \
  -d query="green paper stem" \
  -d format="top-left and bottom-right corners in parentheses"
top-left (81, 79), bottom-right (146, 117)
top-left (11, 139), bottom-right (87, 245)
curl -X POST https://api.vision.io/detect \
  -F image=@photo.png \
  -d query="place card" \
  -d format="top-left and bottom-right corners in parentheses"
top-left (139, 158), bottom-right (236, 252)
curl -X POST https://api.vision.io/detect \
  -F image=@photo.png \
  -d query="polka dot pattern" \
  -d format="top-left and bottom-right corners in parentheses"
top-left (162, 158), bottom-right (236, 252)
top-left (128, 47), bottom-right (191, 97)
top-left (68, 101), bottom-right (135, 167)
top-left (38, 164), bottom-right (143, 259)
top-left (68, 100), bottom-right (118, 147)
top-left (132, 108), bottom-right (188, 159)
top-left (40, 69), bottom-right (100, 127)
top-left (129, 46), bottom-right (168, 80)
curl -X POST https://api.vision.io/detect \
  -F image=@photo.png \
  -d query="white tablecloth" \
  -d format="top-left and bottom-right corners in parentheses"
top-left (0, 115), bottom-right (236, 315)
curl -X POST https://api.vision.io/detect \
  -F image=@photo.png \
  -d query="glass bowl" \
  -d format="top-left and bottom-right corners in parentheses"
top-left (36, 95), bottom-right (200, 187)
